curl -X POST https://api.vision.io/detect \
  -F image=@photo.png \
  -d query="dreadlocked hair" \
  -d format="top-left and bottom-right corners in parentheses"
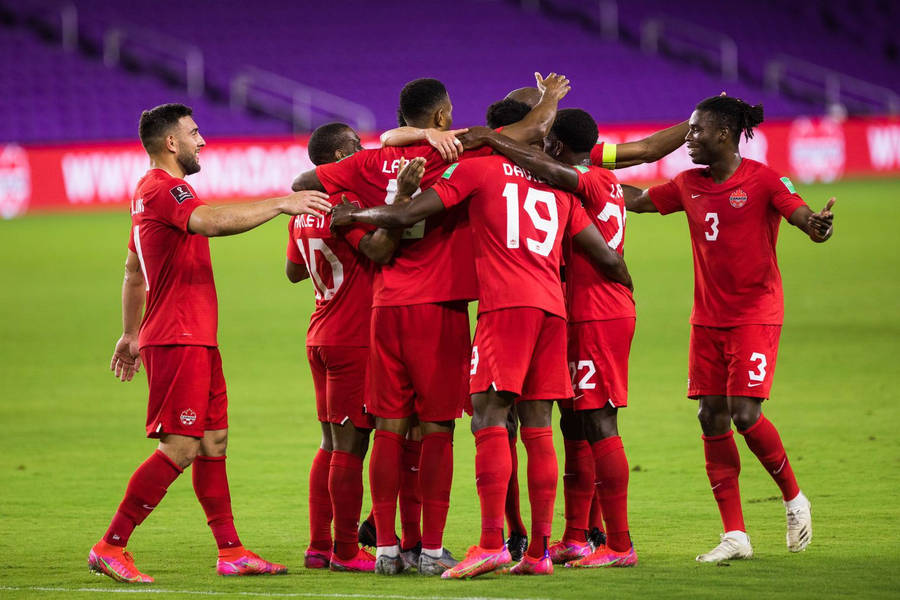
top-left (695, 96), bottom-right (764, 142)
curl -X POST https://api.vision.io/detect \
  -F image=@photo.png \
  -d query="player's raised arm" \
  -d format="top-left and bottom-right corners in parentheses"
top-left (572, 224), bottom-right (634, 290)
top-left (473, 130), bottom-right (578, 191)
top-left (111, 250), bottom-right (145, 382)
top-left (188, 190), bottom-right (332, 237)
top-left (788, 198), bottom-right (835, 243)
top-left (494, 72), bottom-right (571, 144)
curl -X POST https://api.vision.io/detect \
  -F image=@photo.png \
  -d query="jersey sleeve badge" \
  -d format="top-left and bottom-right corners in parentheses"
top-left (169, 184), bottom-right (195, 204)
top-left (780, 176), bottom-right (797, 194)
top-left (441, 163), bottom-right (460, 179)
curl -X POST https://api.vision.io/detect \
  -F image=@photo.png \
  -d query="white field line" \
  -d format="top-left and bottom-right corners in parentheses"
top-left (0, 587), bottom-right (553, 600)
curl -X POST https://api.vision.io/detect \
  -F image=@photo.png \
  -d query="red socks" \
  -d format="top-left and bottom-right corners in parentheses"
top-left (329, 450), bottom-right (364, 560)
top-left (192, 455), bottom-right (241, 551)
top-left (505, 434), bottom-right (527, 536)
top-left (370, 430), bottom-right (404, 547)
top-left (592, 436), bottom-right (631, 552)
top-left (740, 415), bottom-right (800, 501)
top-left (420, 432), bottom-right (453, 550)
top-left (308, 448), bottom-right (333, 552)
top-left (399, 438), bottom-right (422, 549)
top-left (474, 426), bottom-right (511, 550)
top-left (562, 439), bottom-right (593, 544)
top-left (103, 449), bottom-right (182, 547)
top-left (589, 489), bottom-right (605, 536)
top-left (521, 427), bottom-right (557, 559)
top-left (703, 431), bottom-right (745, 533)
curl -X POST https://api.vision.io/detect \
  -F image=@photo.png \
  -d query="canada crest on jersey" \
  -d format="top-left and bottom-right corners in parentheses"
top-left (180, 409), bottom-right (197, 426)
top-left (729, 188), bottom-right (748, 208)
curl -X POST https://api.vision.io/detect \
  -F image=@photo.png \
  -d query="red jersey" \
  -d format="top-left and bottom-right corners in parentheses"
top-left (316, 142), bottom-right (491, 307)
top-left (430, 156), bottom-right (592, 318)
top-left (566, 165), bottom-right (635, 322)
top-left (127, 169), bottom-right (217, 348)
top-left (648, 158), bottom-right (807, 326)
top-left (287, 192), bottom-right (375, 347)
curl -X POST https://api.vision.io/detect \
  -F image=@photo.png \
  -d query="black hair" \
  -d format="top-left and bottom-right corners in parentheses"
top-left (695, 95), bottom-right (764, 142)
top-left (550, 108), bottom-right (599, 153)
top-left (485, 99), bottom-right (531, 129)
top-left (398, 78), bottom-right (448, 126)
top-left (308, 122), bottom-right (353, 166)
top-left (138, 103), bottom-right (192, 154)
top-left (396, 109), bottom-right (407, 127)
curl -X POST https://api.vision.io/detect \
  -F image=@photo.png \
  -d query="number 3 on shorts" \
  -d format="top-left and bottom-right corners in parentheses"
top-left (748, 352), bottom-right (767, 383)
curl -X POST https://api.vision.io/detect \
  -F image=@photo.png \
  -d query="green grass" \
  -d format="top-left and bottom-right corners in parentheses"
top-left (1, 178), bottom-right (898, 599)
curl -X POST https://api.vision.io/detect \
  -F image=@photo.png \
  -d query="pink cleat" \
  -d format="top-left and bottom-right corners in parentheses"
top-left (217, 548), bottom-right (288, 576)
top-left (547, 539), bottom-right (592, 564)
top-left (440, 545), bottom-right (512, 579)
top-left (567, 543), bottom-right (637, 568)
top-left (330, 547), bottom-right (376, 572)
top-left (304, 546), bottom-right (331, 569)
top-left (508, 550), bottom-right (553, 575)
top-left (88, 541), bottom-right (154, 583)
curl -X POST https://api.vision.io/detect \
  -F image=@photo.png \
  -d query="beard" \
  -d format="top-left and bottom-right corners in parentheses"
top-left (177, 147), bottom-right (201, 175)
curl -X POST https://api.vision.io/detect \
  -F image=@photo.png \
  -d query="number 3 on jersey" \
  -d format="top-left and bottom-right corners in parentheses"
top-left (296, 238), bottom-right (344, 300)
top-left (502, 182), bottom-right (558, 256)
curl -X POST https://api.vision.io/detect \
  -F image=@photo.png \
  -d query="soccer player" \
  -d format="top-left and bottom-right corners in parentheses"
top-left (92, 103), bottom-right (333, 583)
top-left (627, 95), bottom-right (834, 562)
top-left (287, 123), bottom-right (412, 572)
top-left (472, 107), bottom-right (659, 568)
top-left (330, 152), bottom-right (632, 578)
top-left (292, 74), bottom-right (572, 576)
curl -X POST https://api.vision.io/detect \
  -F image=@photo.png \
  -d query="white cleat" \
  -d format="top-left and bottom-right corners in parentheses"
top-left (785, 493), bottom-right (812, 552)
top-left (696, 533), bottom-right (753, 563)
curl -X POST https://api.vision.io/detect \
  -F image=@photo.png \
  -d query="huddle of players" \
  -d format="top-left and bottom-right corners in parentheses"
top-left (286, 72), bottom-right (833, 577)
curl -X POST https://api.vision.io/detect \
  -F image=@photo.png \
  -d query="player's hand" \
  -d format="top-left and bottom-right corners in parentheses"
top-left (110, 334), bottom-right (141, 382)
top-left (396, 157), bottom-right (426, 197)
top-left (424, 128), bottom-right (468, 162)
top-left (329, 195), bottom-right (358, 231)
top-left (808, 197), bottom-right (835, 242)
top-left (535, 72), bottom-right (571, 100)
top-left (280, 190), bottom-right (332, 217)
top-left (458, 126), bottom-right (492, 149)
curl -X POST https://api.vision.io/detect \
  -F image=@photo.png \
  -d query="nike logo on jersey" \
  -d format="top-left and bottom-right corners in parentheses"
top-left (748, 382), bottom-right (763, 387)
top-left (691, 194), bottom-right (701, 198)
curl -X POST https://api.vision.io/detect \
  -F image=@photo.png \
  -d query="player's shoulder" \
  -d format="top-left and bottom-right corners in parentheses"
top-left (378, 141), bottom-right (435, 159)
top-left (141, 169), bottom-right (193, 200)
top-left (578, 164), bottom-right (618, 184)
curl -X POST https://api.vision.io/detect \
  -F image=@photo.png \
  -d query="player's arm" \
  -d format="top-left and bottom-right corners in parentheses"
top-left (622, 185), bottom-right (659, 213)
top-left (291, 169), bottom-right (327, 193)
top-left (332, 190), bottom-right (443, 230)
top-left (379, 127), bottom-right (469, 162)
top-left (474, 130), bottom-right (578, 191)
top-left (605, 120), bottom-right (689, 168)
top-left (285, 259), bottom-right (310, 283)
top-left (788, 198), bottom-right (835, 243)
top-left (110, 250), bottom-right (145, 382)
top-left (357, 229), bottom-right (402, 265)
top-left (572, 224), bottom-right (634, 290)
top-left (188, 191), bottom-right (332, 237)
top-left (494, 72), bottom-right (571, 144)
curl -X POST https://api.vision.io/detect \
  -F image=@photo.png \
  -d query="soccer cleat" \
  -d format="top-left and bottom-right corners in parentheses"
top-left (695, 533), bottom-right (753, 563)
top-left (567, 543), bottom-right (637, 568)
top-left (548, 539), bottom-right (592, 564)
top-left (374, 552), bottom-right (406, 575)
top-left (417, 548), bottom-right (459, 576)
top-left (440, 545), bottom-right (512, 579)
top-left (505, 532), bottom-right (528, 562)
top-left (587, 527), bottom-right (607, 551)
top-left (785, 494), bottom-right (812, 552)
top-left (88, 543), bottom-right (154, 583)
top-left (400, 541), bottom-right (422, 570)
top-left (508, 551), bottom-right (553, 575)
top-left (358, 519), bottom-right (377, 548)
top-left (330, 547), bottom-right (376, 572)
top-left (304, 547), bottom-right (331, 569)
top-left (217, 549), bottom-right (288, 575)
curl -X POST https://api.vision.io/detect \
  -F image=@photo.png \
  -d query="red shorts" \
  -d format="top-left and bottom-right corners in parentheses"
top-left (561, 318), bottom-right (635, 411)
top-left (470, 307), bottom-right (573, 401)
top-left (368, 302), bottom-right (469, 421)
top-left (688, 324), bottom-right (781, 399)
top-left (142, 345), bottom-right (228, 438)
top-left (307, 345), bottom-right (374, 430)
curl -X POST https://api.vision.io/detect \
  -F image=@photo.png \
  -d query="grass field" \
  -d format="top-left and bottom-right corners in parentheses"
top-left (1, 178), bottom-right (898, 599)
